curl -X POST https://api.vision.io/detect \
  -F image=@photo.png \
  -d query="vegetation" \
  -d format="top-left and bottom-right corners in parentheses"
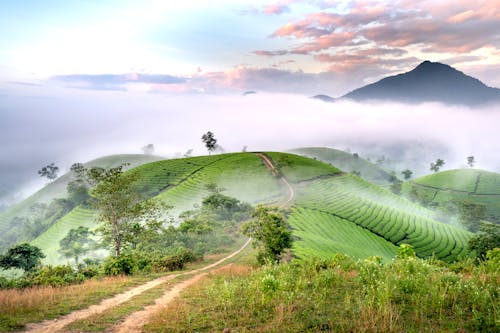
top-left (145, 251), bottom-right (499, 332)
top-left (58, 226), bottom-right (96, 265)
top-left (0, 243), bottom-right (45, 272)
top-left (201, 131), bottom-right (217, 155)
top-left (430, 158), bottom-right (445, 172)
top-left (242, 206), bottom-right (293, 264)
top-left (38, 163), bottom-right (59, 181)
top-left (468, 222), bottom-right (500, 260)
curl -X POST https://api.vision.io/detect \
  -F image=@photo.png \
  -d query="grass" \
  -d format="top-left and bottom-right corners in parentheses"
top-left (290, 147), bottom-right (394, 186)
top-left (61, 275), bottom-right (188, 332)
top-left (0, 274), bottom-right (157, 332)
top-left (143, 256), bottom-right (499, 332)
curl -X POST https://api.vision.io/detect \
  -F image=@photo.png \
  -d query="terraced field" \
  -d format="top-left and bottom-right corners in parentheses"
top-left (289, 208), bottom-right (398, 261)
top-left (31, 207), bottom-right (98, 265)
top-left (403, 169), bottom-right (500, 223)
top-left (290, 147), bottom-right (394, 186)
top-left (291, 174), bottom-right (472, 262)
top-left (0, 154), bottom-right (164, 250)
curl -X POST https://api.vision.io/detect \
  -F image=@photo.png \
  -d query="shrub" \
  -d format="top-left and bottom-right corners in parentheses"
top-left (30, 265), bottom-right (85, 287)
top-left (102, 254), bottom-right (137, 276)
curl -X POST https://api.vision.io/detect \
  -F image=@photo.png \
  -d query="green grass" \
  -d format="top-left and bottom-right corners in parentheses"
top-left (293, 174), bottom-right (472, 262)
top-left (144, 256), bottom-right (498, 332)
top-left (404, 169), bottom-right (500, 222)
top-left (290, 147), bottom-right (394, 185)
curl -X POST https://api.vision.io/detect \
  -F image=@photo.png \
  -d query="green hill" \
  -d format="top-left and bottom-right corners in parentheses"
top-left (3, 152), bottom-right (473, 264)
top-left (403, 169), bottom-right (500, 223)
top-left (0, 154), bottom-right (164, 251)
top-left (290, 147), bottom-right (394, 186)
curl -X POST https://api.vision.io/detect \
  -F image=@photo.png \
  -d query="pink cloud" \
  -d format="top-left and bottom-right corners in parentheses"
top-left (262, 4), bottom-right (290, 15)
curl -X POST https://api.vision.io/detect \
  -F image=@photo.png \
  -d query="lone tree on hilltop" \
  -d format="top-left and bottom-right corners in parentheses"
top-left (467, 156), bottom-right (475, 168)
top-left (201, 131), bottom-right (217, 155)
top-left (142, 144), bottom-right (155, 155)
top-left (38, 163), bottom-right (59, 181)
top-left (402, 169), bottom-right (413, 180)
top-left (430, 159), bottom-right (445, 173)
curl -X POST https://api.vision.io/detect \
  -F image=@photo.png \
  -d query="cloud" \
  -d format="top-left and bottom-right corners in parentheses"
top-left (262, 4), bottom-right (290, 15)
top-left (51, 73), bottom-right (186, 91)
top-left (2, 89), bottom-right (500, 206)
top-left (257, 0), bottom-right (500, 76)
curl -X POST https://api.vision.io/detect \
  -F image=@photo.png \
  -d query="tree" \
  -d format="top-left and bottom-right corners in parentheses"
top-left (142, 144), bottom-right (155, 155)
top-left (468, 222), bottom-right (500, 260)
top-left (430, 159), bottom-right (445, 173)
top-left (38, 163), bottom-right (59, 181)
top-left (401, 169), bottom-right (413, 180)
top-left (456, 200), bottom-right (486, 232)
top-left (242, 206), bottom-right (292, 264)
top-left (59, 227), bottom-right (96, 265)
top-left (352, 153), bottom-right (359, 159)
top-left (0, 243), bottom-right (45, 272)
top-left (85, 165), bottom-right (166, 256)
top-left (467, 156), bottom-right (475, 168)
top-left (183, 149), bottom-right (193, 157)
top-left (201, 131), bottom-right (217, 155)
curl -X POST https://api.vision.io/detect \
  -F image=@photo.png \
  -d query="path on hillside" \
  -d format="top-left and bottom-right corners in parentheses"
top-left (110, 153), bottom-right (296, 333)
top-left (256, 153), bottom-right (295, 207)
top-left (107, 153), bottom-right (296, 333)
top-left (23, 238), bottom-right (251, 333)
top-left (410, 180), bottom-right (500, 196)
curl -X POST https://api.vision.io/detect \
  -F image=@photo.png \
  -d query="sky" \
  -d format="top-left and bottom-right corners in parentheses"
top-left (1, 0), bottom-right (499, 204)
top-left (1, 0), bottom-right (500, 96)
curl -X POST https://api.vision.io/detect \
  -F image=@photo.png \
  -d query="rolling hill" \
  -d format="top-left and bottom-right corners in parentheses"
top-left (2, 152), bottom-right (473, 264)
top-left (342, 60), bottom-right (500, 106)
top-left (290, 147), bottom-right (394, 186)
top-left (403, 169), bottom-right (500, 223)
top-left (0, 154), bottom-right (164, 251)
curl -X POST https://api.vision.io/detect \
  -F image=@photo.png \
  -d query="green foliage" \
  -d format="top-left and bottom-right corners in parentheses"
top-left (38, 163), bottom-right (59, 181)
top-left (30, 265), bottom-right (84, 287)
top-left (0, 243), bottom-right (45, 272)
top-left (201, 131), bottom-right (217, 155)
top-left (397, 243), bottom-right (416, 259)
top-left (149, 257), bottom-right (498, 333)
top-left (102, 254), bottom-right (137, 275)
top-left (402, 169), bottom-right (413, 180)
top-left (468, 222), bottom-right (500, 260)
top-left (456, 200), bottom-right (486, 232)
top-left (58, 226), bottom-right (96, 265)
top-left (430, 158), bottom-right (445, 172)
top-left (242, 206), bottom-right (293, 264)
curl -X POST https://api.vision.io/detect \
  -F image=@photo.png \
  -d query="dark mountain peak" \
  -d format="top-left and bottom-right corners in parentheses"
top-left (342, 61), bottom-right (500, 106)
top-left (311, 94), bottom-right (335, 103)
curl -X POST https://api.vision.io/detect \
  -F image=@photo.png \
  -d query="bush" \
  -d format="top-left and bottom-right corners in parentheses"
top-left (30, 265), bottom-right (85, 287)
top-left (102, 254), bottom-right (137, 276)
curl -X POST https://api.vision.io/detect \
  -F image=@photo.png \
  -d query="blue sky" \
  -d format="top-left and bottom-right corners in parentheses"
top-left (1, 0), bottom-right (499, 96)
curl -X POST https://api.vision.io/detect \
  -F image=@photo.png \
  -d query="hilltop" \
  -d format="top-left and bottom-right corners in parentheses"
top-left (342, 61), bottom-right (500, 106)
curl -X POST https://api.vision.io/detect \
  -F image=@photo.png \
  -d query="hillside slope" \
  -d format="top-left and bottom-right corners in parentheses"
top-left (403, 169), bottom-right (500, 223)
top-left (290, 147), bottom-right (394, 186)
top-left (12, 152), bottom-right (473, 264)
top-left (0, 154), bottom-right (164, 251)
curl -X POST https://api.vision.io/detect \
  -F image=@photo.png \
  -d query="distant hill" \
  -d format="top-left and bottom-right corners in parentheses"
top-left (403, 169), bottom-right (500, 223)
top-left (311, 94), bottom-right (335, 102)
top-left (290, 147), bottom-right (394, 186)
top-left (342, 61), bottom-right (500, 106)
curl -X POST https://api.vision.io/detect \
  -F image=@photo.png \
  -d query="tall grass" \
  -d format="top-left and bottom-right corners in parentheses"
top-left (145, 255), bottom-right (498, 332)
top-left (0, 275), bottom-right (151, 331)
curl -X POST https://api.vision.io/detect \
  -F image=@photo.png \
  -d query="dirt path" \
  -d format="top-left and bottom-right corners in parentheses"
top-left (108, 153), bottom-right (295, 333)
top-left (256, 153), bottom-right (295, 207)
top-left (22, 239), bottom-right (251, 333)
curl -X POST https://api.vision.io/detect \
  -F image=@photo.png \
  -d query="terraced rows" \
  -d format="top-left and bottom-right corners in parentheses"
top-left (156, 153), bottom-right (284, 218)
top-left (294, 174), bottom-right (472, 262)
top-left (31, 207), bottom-right (98, 265)
top-left (131, 155), bottom-right (228, 197)
top-left (289, 208), bottom-right (398, 261)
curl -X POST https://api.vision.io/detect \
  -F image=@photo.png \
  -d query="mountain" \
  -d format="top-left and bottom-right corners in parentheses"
top-left (342, 61), bottom-right (500, 106)
top-left (311, 94), bottom-right (335, 102)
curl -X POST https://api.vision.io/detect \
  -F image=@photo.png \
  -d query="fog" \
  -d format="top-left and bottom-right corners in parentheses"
top-left (1, 87), bottom-right (499, 206)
